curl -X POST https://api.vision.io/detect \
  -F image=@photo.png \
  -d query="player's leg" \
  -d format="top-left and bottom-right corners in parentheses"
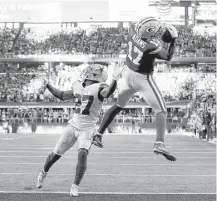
top-left (37, 126), bottom-right (77, 188)
top-left (93, 67), bottom-right (136, 148)
top-left (93, 88), bottom-right (136, 148)
top-left (70, 148), bottom-right (88, 197)
top-left (70, 130), bottom-right (92, 197)
top-left (139, 74), bottom-right (176, 161)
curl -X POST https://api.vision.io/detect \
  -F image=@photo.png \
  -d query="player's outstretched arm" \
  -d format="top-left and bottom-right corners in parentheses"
top-left (46, 83), bottom-right (75, 101)
top-left (99, 62), bottom-right (124, 99)
top-left (99, 79), bottom-right (117, 99)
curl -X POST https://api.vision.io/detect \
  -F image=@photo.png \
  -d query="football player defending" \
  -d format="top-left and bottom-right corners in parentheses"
top-left (36, 64), bottom-right (122, 196)
top-left (93, 17), bottom-right (178, 161)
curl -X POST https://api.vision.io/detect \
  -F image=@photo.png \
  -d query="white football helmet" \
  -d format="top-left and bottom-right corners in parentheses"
top-left (134, 17), bottom-right (164, 40)
top-left (79, 64), bottom-right (108, 83)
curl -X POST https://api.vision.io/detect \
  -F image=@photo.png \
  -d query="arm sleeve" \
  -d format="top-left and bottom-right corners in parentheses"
top-left (98, 80), bottom-right (117, 100)
top-left (47, 84), bottom-right (75, 100)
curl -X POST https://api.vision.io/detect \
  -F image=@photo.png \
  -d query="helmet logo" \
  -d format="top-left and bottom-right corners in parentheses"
top-left (146, 26), bottom-right (155, 33)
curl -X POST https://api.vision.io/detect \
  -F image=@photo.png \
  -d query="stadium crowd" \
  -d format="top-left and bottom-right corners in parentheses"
top-left (1, 64), bottom-right (215, 136)
top-left (0, 23), bottom-right (216, 138)
top-left (187, 71), bottom-right (216, 140)
top-left (0, 24), bottom-right (216, 57)
top-left (188, 91), bottom-right (216, 140)
top-left (0, 105), bottom-right (187, 125)
top-left (0, 62), bottom-right (215, 104)
top-left (115, 107), bottom-right (186, 124)
top-left (0, 108), bottom-right (74, 124)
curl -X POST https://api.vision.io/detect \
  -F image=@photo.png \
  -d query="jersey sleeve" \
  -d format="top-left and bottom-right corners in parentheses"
top-left (149, 39), bottom-right (162, 54)
top-left (97, 83), bottom-right (109, 102)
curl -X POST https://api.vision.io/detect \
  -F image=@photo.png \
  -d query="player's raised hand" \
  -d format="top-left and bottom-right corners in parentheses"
top-left (27, 74), bottom-right (49, 93)
top-left (39, 72), bottom-right (56, 86)
top-left (166, 24), bottom-right (178, 39)
top-left (112, 61), bottom-right (125, 80)
top-left (38, 75), bottom-right (49, 86)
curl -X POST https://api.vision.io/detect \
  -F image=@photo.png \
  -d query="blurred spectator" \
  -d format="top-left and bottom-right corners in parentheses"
top-left (31, 120), bottom-right (37, 133)
top-left (202, 108), bottom-right (212, 141)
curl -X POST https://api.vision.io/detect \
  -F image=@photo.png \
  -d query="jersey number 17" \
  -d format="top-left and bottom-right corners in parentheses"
top-left (127, 41), bottom-right (143, 65)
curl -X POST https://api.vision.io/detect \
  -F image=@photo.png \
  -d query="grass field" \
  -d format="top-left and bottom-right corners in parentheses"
top-left (0, 134), bottom-right (216, 201)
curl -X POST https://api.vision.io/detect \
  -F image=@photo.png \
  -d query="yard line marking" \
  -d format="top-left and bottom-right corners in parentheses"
top-left (0, 156), bottom-right (215, 159)
top-left (0, 147), bottom-right (215, 151)
top-left (0, 148), bottom-right (216, 153)
top-left (0, 173), bottom-right (215, 177)
top-left (0, 191), bottom-right (215, 195)
top-left (108, 156), bottom-right (217, 159)
top-left (0, 151), bottom-right (215, 154)
top-left (0, 163), bottom-right (215, 166)
top-left (0, 144), bottom-right (214, 148)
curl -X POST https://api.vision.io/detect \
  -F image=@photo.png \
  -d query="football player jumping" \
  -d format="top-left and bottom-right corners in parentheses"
top-left (36, 64), bottom-right (123, 196)
top-left (93, 17), bottom-right (178, 161)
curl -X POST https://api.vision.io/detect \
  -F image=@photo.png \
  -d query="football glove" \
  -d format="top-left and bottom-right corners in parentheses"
top-left (40, 73), bottom-right (56, 86)
top-left (32, 76), bottom-right (48, 89)
top-left (165, 24), bottom-right (178, 39)
top-left (41, 77), bottom-right (49, 86)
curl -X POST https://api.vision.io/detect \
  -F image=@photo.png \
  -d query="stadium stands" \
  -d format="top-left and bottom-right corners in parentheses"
top-left (0, 63), bottom-right (215, 103)
top-left (0, 25), bottom-right (216, 57)
top-left (0, 23), bottom-right (216, 138)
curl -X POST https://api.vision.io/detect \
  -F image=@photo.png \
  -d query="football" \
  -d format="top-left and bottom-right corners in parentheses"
top-left (161, 29), bottom-right (173, 43)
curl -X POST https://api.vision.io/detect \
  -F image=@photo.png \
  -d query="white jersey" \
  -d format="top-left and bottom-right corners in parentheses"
top-left (68, 81), bottom-right (106, 130)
